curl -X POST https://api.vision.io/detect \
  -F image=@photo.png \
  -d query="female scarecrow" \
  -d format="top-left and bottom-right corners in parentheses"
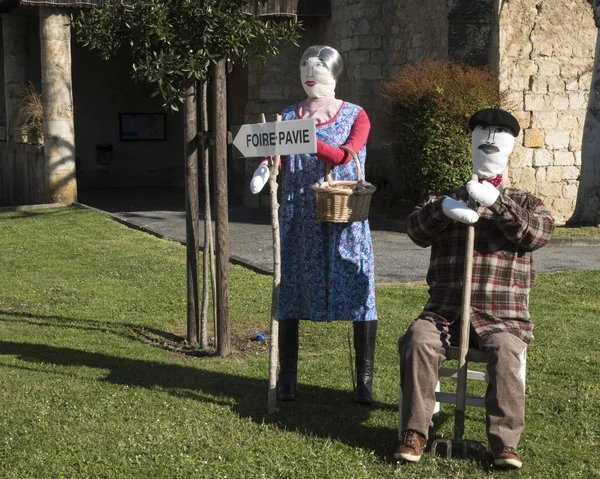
top-left (250, 45), bottom-right (377, 404)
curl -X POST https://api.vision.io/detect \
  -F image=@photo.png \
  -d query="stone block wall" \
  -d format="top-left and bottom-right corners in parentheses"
top-left (448, 0), bottom-right (494, 66)
top-left (71, 40), bottom-right (184, 190)
top-left (244, 17), bottom-right (321, 125)
top-left (324, 0), bottom-right (449, 183)
top-left (243, 0), bottom-right (597, 221)
top-left (243, 1), bottom-right (449, 204)
top-left (242, 18), bottom-right (320, 207)
top-left (498, 0), bottom-right (596, 224)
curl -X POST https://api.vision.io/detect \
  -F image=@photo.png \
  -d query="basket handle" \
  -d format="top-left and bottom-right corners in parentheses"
top-left (324, 145), bottom-right (364, 188)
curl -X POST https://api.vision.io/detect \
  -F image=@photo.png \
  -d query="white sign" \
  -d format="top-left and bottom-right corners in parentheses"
top-left (232, 118), bottom-right (316, 158)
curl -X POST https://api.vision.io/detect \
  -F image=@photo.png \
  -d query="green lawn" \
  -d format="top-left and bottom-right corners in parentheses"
top-left (0, 207), bottom-right (598, 478)
top-left (553, 225), bottom-right (600, 237)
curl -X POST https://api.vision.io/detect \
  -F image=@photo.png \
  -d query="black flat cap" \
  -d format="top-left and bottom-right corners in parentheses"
top-left (468, 108), bottom-right (520, 137)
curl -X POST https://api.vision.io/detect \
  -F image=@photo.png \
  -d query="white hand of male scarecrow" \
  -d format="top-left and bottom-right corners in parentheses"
top-left (466, 180), bottom-right (499, 207)
top-left (441, 197), bottom-right (479, 224)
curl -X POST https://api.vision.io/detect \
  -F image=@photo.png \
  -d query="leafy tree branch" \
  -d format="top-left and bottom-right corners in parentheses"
top-left (72, 0), bottom-right (301, 110)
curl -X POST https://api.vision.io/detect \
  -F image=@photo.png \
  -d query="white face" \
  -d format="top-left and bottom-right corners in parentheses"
top-left (471, 124), bottom-right (516, 178)
top-left (300, 56), bottom-right (336, 99)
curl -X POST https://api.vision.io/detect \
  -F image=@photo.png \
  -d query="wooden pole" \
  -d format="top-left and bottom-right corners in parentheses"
top-left (184, 78), bottom-right (200, 345)
top-left (204, 77), bottom-right (219, 349)
top-left (199, 79), bottom-right (213, 349)
top-left (210, 224), bottom-right (218, 348)
top-left (213, 59), bottom-right (231, 357)
top-left (204, 70), bottom-right (219, 349)
top-left (267, 113), bottom-right (282, 414)
top-left (453, 173), bottom-right (478, 441)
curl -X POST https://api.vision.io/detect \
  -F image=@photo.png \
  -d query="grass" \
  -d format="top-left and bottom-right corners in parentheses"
top-left (553, 225), bottom-right (600, 237)
top-left (0, 207), bottom-right (599, 478)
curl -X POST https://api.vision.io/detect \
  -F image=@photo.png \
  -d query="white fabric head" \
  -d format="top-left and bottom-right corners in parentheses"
top-left (471, 124), bottom-right (515, 178)
top-left (300, 56), bottom-right (336, 99)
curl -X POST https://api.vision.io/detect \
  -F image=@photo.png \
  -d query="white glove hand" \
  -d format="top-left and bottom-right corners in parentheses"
top-left (250, 163), bottom-right (270, 194)
top-left (441, 197), bottom-right (479, 224)
top-left (467, 180), bottom-right (499, 207)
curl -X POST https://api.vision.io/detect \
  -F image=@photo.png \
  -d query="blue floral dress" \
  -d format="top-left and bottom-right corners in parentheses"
top-left (278, 101), bottom-right (377, 322)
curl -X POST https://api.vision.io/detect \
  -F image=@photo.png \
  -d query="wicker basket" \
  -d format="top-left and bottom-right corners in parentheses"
top-left (311, 145), bottom-right (377, 223)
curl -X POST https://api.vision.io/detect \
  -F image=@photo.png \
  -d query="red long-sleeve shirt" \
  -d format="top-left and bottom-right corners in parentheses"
top-left (313, 108), bottom-right (370, 165)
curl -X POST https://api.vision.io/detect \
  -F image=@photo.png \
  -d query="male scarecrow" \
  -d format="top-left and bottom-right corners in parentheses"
top-left (395, 108), bottom-right (554, 468)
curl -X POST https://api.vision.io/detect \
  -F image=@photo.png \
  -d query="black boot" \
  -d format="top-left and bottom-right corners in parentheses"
top-left (277, 319), bottom-right (299, 401)
top-left (353, 320), bottom-right (377, 405)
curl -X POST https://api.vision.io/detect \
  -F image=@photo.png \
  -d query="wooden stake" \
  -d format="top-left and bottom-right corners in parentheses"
top-left (184, 78), bottom-right (200, 346)
top-left (267, 113), bottom-right (282, 414)
top-left (347, 327), bottom-right (356, 392)
top-left (199, 79), bottom-right (216, 350)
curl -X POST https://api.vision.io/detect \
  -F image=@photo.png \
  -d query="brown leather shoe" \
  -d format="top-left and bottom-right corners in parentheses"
top-left (394, 430), bottom-right (427, 462)
top-left (493, 446), bottom-right (522, 469)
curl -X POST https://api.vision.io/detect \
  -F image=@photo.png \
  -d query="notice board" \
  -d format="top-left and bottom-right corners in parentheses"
top-left (119, 113), bottom-right (166, 141)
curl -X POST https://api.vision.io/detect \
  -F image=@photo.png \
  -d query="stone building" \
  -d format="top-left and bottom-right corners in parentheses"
top-left (1, 0), bottom-right (597, 224)
top-left (498, 1), bottom-right (596, 224)
top-left (242, 0), bottom-right (597, 224)
top-left (0, 0), bottom-right (185, 206)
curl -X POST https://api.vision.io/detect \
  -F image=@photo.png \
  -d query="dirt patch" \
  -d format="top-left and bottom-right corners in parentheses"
top-left (130, 323), bottom-right (271, 358)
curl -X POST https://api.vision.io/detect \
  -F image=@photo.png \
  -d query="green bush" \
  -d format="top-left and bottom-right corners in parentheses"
top-left (382, 61), bottom-right (502, 207)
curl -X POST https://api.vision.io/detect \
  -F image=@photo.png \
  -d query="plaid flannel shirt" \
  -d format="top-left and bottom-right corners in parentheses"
top-left (406, 185), bottom-right (555, 345)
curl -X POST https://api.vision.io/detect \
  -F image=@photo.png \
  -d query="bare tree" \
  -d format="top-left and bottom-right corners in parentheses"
top-left (73, 1), bottom-right (300, 353)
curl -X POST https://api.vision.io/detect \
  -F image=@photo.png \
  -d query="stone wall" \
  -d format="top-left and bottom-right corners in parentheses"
top-left (324, 0), bottom-right (449, 183)
top-left (71, 38), bottom-right (184, 189)
top-left (243, 1), bottom-right (449, 206)
top-left (244, 18), bottom-right (322, 124)
top-left (448, 0), bottom-right (494, 66)
top-left (498, 0), bottom-right (596, 224)
top-left (242, 17), bottom-right (322, 207)
top-left (243, 1), bottom-right (597, 222)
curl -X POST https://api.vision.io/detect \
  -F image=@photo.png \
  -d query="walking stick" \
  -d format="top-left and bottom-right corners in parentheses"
top-left (431, 174), bottom-right (486, 459)
top-left (267, 113), bottom-right (282, 414)
top-left (454, 175), bottom-right (477, 442)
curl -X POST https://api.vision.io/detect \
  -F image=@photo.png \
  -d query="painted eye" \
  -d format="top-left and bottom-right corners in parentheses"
top-left (478, 125), bottom-right (487, 130)
top-left (314, 61), bottom-right (323, 67)
top-left (301, 60), bottom-right (308, 67)
top-left (496, 127), bottom-right (508, 133)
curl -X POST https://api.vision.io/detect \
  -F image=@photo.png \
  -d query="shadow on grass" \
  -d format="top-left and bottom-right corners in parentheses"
top-left (0, 312), bottom-right (494, 466)
top-left (0, 207), bottom-right (73, 219)
top-left (0, 310), bottom-right (183, 348)
top-left (0, 333), bottom-right (400, 461)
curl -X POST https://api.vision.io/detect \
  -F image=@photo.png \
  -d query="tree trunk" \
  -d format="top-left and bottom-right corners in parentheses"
top-left (213, 59), bottom-right (231, 357)
top-left (184, 79), bottom-right (200, 345)
top-left (570, 20), bottom-right (600, 226)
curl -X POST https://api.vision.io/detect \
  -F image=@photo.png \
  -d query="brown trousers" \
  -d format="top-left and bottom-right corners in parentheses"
top-left (399, 319), bottom-right (527, 451)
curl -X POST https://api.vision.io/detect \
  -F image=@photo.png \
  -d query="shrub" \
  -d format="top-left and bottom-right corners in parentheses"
top-left (18, 82), bottom-right (44, 146)
top-left (382, 61), bottom-right (503, 208)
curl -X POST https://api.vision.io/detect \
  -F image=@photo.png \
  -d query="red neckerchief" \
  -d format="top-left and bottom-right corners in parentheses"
top-left (481, 174), bottom-right (502, 187)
